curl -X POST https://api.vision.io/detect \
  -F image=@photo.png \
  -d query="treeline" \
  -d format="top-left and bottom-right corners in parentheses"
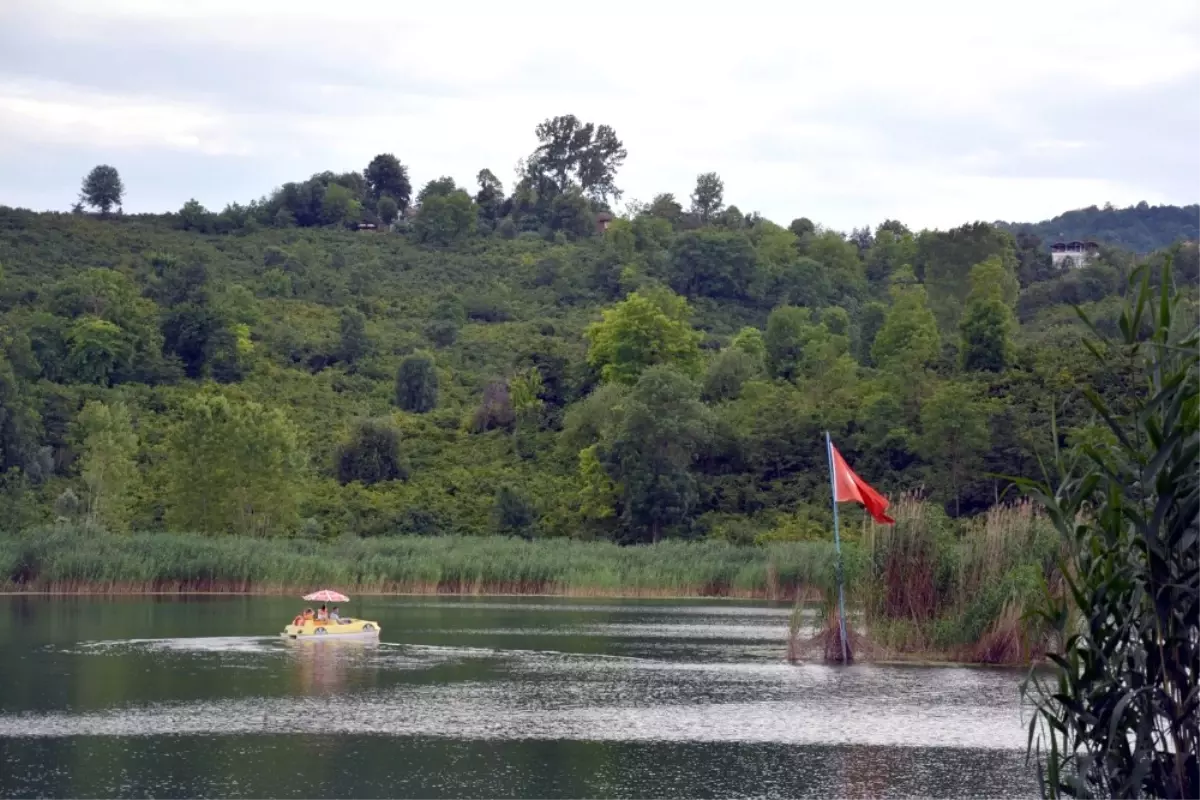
top-left (996, 201), bottom-right (1199, 254)
top-left (2, 114), bottom-right (1197, 547)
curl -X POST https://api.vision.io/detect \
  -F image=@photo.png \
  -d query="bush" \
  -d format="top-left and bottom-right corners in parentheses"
top-left (395, 354), bottom-right (439, 413)
top-left (336, 419), bottom-right (409, 485)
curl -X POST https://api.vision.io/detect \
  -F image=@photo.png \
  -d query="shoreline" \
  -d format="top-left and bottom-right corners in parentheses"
top-left (0, 585), bottom-right (823, 601)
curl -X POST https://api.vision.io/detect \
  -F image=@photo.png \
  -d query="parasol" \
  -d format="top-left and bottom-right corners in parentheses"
top-left (303, 589), bottom-right (349, 603)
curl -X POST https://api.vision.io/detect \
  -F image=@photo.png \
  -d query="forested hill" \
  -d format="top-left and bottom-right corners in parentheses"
top-left (997, 202), bottom-right (1199, 253)
top-left (0, 116), bottom-right (1195, 545)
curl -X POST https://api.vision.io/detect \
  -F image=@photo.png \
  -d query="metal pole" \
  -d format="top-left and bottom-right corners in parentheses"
top-left (825, 431), bottom-right (850, 665)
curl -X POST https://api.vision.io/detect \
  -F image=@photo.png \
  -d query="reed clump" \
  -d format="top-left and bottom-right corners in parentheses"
top-left (858, 495), bottom-right (1061, 664)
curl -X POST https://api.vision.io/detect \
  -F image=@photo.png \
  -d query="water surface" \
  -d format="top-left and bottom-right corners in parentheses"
top-left (0, 596), bottom-right (1036, 798)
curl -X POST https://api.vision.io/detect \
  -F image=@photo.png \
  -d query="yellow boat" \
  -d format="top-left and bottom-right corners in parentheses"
top-left (281, 616), bottom-right (380, 640)
top-left (282, 589), bottom-right (380, 640)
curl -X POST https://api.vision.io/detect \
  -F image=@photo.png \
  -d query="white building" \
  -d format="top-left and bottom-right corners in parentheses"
top-left (1051, 240), bottom-right (1099, 269)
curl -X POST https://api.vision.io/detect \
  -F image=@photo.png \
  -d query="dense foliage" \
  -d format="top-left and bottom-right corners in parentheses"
top-left (0, 118), bottom-right (1196, 550)
top-left (1021, 262), bottom-right (1198, 798)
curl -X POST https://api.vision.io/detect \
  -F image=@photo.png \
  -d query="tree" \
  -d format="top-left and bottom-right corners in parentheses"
top-left (395, 353), bottom-right (439, 413)
top-left (413, 190), bottom-right (476, 246)
top-left (338, 307), bottom-right (370, 364)
top-left (0, 356), bottom-right (44, 478)
top-left (474, 169), bottom-right (505, 225)
top-left (377, 196), bottom-right (399, 226)
top-left (730, 327), bottom-right (767, 366)
top-left (74, 400), bottom-right (139, 531)
top-left (918, 381), bottom-right (992, 516)
top-left (871, 274), bottom-right (941, 376)
top-left (336, 418), bottom-right (407, 485)
top-left (689, 173), bottom-right (724, 223)
top-left (80, 165), bottom-right (124, 215)
top-left (364, 154), bottom-right (411, 210)
top-left (178, 199), bottom-right (213, 232)
top-left (702, 347), bottom-right (759, 403)
top-left (65, 317), bottom-right (135, 385)
top-left (530, 114), bottom-right (627, 202)
top-left (764, 306), bottom-right (812, 381)
top-left (647, 193), bottom-right (683, 226)
top-left (492, 485), bottom-right (536, 537)
top-left (609, 366), bottom-right (713, 542)
top-left (959, 257), bottom-right (1018, 372)
top-left (669, 229), bottom-right (757, 300)
top-left (320, 183), bottom-right (361, 226)
top-left (164, 392), bottom-right (304, 536)
top-left (585, 288), bottom-right (703, 385)
top-left (916, 223), bottom-right (1017, 331)
top-left (417, 176), bottom-right (458, 204)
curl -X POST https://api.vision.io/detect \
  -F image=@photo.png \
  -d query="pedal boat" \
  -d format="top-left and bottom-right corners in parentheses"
top-left (282, 616), bottom-right (381, 640)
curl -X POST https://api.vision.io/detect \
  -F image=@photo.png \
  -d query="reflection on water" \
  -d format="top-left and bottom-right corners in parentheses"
top-left (0, 596), bottom-right (1037, 798)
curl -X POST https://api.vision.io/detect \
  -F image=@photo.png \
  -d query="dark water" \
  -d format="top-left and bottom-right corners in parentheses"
top-left (0, 596), bottom-right (1036, 798)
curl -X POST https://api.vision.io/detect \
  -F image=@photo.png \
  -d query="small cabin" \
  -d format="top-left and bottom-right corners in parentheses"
top-left (356, 222), bottom-right (378, 232)
top-left (1050, 240), bottom-right (1099, 268)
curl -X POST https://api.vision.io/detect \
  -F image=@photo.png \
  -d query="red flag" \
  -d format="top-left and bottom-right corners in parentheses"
top-left (830, 443), bottom-right (895, 524)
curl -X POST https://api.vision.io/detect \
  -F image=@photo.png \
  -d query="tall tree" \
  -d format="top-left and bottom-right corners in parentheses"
top-left (336, 419), bottom-right (407, 485)
top-left (918, 382), bottom-right (992, 516)
top-left (338, 307), bottom-right (370, 365)
top-left (609, 366), bottom-right (713, 542)
top-left (690, 173), bottom-right (724, 223)
top-left (364, 154), bottom-right (411, 210)
top-left (530, 115), bottom-right (627, 202)
top-left (74, 400), bottom-right (139, 531)
top-left (585, 288), bottom-right (703, 385)
top-left (413, 190), bottom-right (476, 246)
top-left (916, 222), bottom-right (1017, 331)
top-left (871, 273), bottom-right (941, 376)
top-left (80, 165), bottom-right (124, 215)
top-left (395, 353), bottom-right (439, 413)
top-left (164, 392), bottom-right (303, 535)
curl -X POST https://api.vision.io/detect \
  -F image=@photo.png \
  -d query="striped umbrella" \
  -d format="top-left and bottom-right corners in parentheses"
top-left (303, 590), bottom-right (349, 603)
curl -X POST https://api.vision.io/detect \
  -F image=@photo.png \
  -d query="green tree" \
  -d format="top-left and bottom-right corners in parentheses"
top-left (730, 327), bottom-right (767, 365)
top-left (164, 392), bottom-right (304, 535)
top-left (338, 307), bottom-right (370, 364)
top-left (413, 190), bottom-right (476, 245)
top-left (492, 485), bottom-right (537, 537)
top-left (609, 366), bottom-right (713, 542)
top-left (336, 418), bottom-right (407, 485)
top-left (918, 381), bottom-right (992, 515)
top-left (65, 317), bottom-right (135, 385)
top-left (0, 356), bottom-right (43, 477)
top-left (702, 347), bottom-right (759, 403)
top-left (585, 288), bottom-right (703, 385)
top-left (417, 176), bottom-right (459, 203)
top-left (959, 257), bottom-right (1018, 372)
top-left (871, 274), bottom-right (941, 375)
top-left (178, 199), bottom-right (213, 232)
top-left (364, 153), bottom-right (411, 209)
top-left (916, 223), bottom-right (1017, 331)
top-left (395, 353), bottom-right (439, 413)
top-left (320, 183), bottom-right (361, 226)
top-left (474, 169), bottom-right (505, 225)
top-left (669, 229), bottom-right (757, 299)
top-left (74, 400), bottom-right (139, 531)
top-left (764, 306), bottom-right (811, 381)
top-left (689, 172), bottom-right (724, 223)
top-left (530, 114), bottom-right (627, 202)
top-left (577, 443), bottom-right (620, 522)
top-left (647, 193), bottom-right (683, 226)
top-left (377, 196), bottom-right (399, 226)
top-left (80, 165), bottom-right (124, 215)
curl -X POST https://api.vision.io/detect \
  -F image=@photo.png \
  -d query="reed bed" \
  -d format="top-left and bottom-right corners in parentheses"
top-left (0, 525), bottom-right (845, 598)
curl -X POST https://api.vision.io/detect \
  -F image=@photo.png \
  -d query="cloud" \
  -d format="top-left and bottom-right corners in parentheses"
top-left (0, 0), bottom-right (1196, 229)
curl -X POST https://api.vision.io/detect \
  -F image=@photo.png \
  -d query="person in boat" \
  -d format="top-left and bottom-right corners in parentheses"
top-left (292, 612), bottom-right (304, 626)
top-left (302, 608), bottom-right (314, 623)
top-left (317, 605), bottom-right (328, 621)
top-left (330, 606), bottom-right (341, 621)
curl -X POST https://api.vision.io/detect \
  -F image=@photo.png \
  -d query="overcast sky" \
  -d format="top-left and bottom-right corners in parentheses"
top-left (1, 0), bottom-right (1197, 231)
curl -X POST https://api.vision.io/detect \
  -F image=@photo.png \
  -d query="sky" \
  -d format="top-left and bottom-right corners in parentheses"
top-left (1, 0), bottom-right (1197, 231)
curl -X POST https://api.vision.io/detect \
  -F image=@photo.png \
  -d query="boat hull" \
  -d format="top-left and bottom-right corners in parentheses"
top-left (280, 618), bottom-right (381, 640)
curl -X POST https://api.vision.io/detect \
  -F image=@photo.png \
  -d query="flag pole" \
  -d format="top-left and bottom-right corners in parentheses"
top-left (825, 431), bottom-right (850, 665)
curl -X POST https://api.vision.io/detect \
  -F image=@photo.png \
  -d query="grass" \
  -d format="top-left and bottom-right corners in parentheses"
top-left (0, 524), bottom-right (844, 599)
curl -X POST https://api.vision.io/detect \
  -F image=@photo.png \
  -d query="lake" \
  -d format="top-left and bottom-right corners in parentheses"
top-left (0, 596), bottom-right (1036, 798)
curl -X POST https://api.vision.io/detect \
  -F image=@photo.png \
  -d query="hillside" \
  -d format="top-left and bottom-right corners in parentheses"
top-left (997, 202), bottom-right (1198, 253)
top-left (1, 130), bottom-right (1195, 546)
